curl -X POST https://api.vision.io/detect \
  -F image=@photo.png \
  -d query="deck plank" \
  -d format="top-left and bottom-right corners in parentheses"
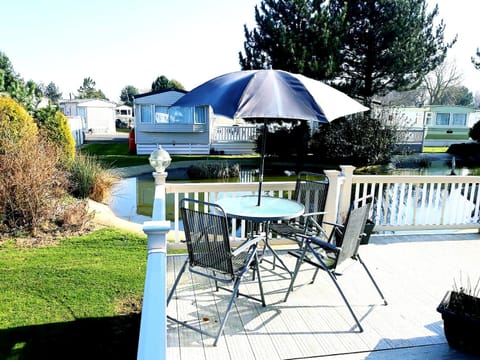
top-left (166, 232), bottom-right (480, 359)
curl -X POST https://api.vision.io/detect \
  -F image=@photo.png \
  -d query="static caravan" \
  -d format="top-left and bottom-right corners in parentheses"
top-left (133, 89), bottom-right (257, 155)
top-left (417, 105), bottom-right (480, 147)
top-left (385, 105), bottom-right (479, 147)
top-left (133, 89), bottom-right (210, 155)
top-left (59, 98), bottom-right (116, 134)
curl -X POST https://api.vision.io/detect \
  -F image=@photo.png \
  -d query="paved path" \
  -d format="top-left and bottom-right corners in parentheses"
top-left (84, 131), bottom-right (129, 143)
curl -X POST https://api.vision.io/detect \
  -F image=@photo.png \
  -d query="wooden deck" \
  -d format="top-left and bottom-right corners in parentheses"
top-left (166, 232), bottom-right (480, 359)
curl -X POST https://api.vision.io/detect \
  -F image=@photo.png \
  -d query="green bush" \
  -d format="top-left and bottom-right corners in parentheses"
top-left (256, 121), bottom-right (310, 158)
top-left (469, 120), bottom-right (480, 142)
top-left (34, 106), bottom-right (76, 163)
top-left (0, 96), bottom-right (38, 148)
top-left (311, 114), bottom-right (396, 166)
top-left (68, 153), bottom-right (119, 202)
top-left (187, 161), bottom-right (240, 179)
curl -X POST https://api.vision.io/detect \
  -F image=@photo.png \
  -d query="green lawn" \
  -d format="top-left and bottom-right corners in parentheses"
top-left (0, 228), bottom-right (147, 359)
top-left (80, 142), bottom-right (259, 169)
top-left (422, 146), bottom-right (448, 153)
top-left (425, 134), bottom-right (469, 140)
top-left (80, 142), bottom-right (150, 168)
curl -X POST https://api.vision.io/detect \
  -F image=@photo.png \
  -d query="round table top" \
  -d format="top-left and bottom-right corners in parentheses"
top-left (216, 195), bottom-right (304, 222)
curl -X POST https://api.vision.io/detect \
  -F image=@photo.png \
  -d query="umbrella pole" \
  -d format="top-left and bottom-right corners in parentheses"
top-left (257, 119), bottom-right (267, 206)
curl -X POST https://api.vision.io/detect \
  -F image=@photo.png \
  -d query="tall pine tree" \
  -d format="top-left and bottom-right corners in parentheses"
top-left (240, 0), bottom-right (456, 105)
top-left (239, 0), bottom-right (344, 80)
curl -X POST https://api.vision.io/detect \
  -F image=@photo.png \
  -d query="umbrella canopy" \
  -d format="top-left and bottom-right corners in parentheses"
top-left (174, 69), bottom-right (368, 205)
top-left (174, 69), bottom-right (368, 122)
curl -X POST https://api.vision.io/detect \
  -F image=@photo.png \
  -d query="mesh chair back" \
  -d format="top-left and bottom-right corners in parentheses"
top-left (336, 202), bottom-right (371, 266)
top-left (181, 199), bottom-right (234, 276)
top-left (293, 172), bottom-right (329, 228)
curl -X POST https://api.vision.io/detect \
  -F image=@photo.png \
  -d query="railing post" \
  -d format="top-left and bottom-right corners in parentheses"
top-left (138, 147), bottom-right (171, 360)
top-left (339, 165), bottom-right (356, 221)
top-left (324, 169), bottom-right (342, 226)
top-left (137, 220), bottom-right (170, 360)
top-left (152, 172), bottom-right (168, 220)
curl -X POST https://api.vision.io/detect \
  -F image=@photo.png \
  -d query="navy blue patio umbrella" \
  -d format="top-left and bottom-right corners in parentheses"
top-left (174, 69), bottom-right (368, 205)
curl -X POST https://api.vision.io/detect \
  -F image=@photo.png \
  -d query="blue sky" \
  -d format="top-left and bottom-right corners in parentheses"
top-left (1, 0), bottom-right (478, 102)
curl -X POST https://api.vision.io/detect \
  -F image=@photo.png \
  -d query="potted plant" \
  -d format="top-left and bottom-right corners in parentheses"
top-left (437, 277), bottom-right (480, 355)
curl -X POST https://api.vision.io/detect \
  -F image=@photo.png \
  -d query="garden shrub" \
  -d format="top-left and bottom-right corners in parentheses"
top-left (0, 96), bottom-right (38, 148)
top-left (310, 114), bottom-right (396, 166)
top-left (0, 137), bottom-right (68, 234)
top-left (256, 121), bottom-right (310, 159)
top-left (34, 106), bottom-right (76, 163)
top-left (469, 120), bottom-right (480, 142)
top-left (187, 161), bottom-right (240, 179)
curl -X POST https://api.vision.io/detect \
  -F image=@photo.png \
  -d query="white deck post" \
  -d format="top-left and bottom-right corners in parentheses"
top-left (323, 169), bottom-right (342, 236)
top-left (339, 165), bottom-right (356, 221)
top-left (137, 167), bottom-right (170, 360)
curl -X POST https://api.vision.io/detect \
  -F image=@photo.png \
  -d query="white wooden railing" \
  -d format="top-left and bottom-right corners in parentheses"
top-left (213, 125), bottom-right (257, 142)
top-left (164, 165), bottom-right (480, 243)
top-left (351, 174), bottom-right (480, 231)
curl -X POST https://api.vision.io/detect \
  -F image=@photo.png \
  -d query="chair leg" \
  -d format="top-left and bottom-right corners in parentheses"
top-left (324, 269), bottom-right (363, 332)
top-left (254, 252), bottom-right (266, 307)
top-left (310, 267), bottom-right (321, 284)
top-left (307, 246), bottom-right (363, 332)
top-left (284, 246), bottom-right (308, 302)
top-left (213, 277), bottom-right (242, 346)
top-left (357, 254), bottom-right (388, 305)
top-left (167, 258), bottom-right (188, 305)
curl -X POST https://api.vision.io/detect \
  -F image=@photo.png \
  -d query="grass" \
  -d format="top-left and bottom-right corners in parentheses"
top-left (80, 142), bottom-right (259, 169)
top-left (425, 134), bottom-right (469, 140)
top-left (80, 142), bottom-right (150, 168)
top-left (0, 228), bottom-right (147, 359)
top-left (423, 146), bottom-right (448, 153)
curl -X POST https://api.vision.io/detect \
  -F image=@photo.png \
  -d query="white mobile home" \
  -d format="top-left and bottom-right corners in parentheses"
top-left (133, 89), bottom-right (256, 155)
top-left (59, 98), bottom-right (117, 134)
top-left (379, 105), bottom-right (480, 148)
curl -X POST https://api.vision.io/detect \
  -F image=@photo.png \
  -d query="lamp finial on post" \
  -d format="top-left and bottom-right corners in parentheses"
top-left (148, 145), bottom-right (171, 220)
top-left (149, 144), bottom-right (171, 174)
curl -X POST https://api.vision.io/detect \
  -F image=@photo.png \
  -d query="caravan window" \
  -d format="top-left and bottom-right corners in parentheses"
top-left (168, 107), bottom-right (194, 123)
top-left (452, 113), bottom-right (467, 126)
top-left (140, 105), bottom-right (153, 123)
top-left (155, 106), bottom-right (169, 124)
top-left (194, 106), bottom-right (208, 124)
top-left (435, 113), bottom-right (450, 126)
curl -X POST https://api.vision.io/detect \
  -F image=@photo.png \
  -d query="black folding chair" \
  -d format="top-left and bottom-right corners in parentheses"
top-left (270, 171), bottom-right (329, 242)
top-left (167, 198), bottom-right (265, 346)
top-left (285, 199), bottom-right (387, 332)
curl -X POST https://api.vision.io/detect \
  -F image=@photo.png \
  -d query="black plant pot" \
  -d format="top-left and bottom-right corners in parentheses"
top-left (360, 219), bottom-right (375, 245)
top-left (437, 291), bottom-right (480, 355)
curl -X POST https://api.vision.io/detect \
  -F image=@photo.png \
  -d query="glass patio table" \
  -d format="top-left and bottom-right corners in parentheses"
top-left (216, 195), bottom-right (305, 275)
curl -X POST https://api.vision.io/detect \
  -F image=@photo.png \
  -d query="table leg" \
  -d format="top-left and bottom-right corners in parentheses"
top-left (261, 222), bottom-right (293, 277)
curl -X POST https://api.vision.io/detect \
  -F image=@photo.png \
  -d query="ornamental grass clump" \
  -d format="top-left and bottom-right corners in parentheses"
top-left (448, 275), bottom-right (480, 319)
top-left (68, 153), bottom-right (119, 202)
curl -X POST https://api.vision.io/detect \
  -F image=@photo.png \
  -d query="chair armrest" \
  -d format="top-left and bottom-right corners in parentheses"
top-left (322, 220), bottom-right (344, 229)
top-left (308, 236), bottom-right (338, 251)
top-left (302, 211), bottom-right (327, 217)
top-left (232, 236), bottom-right (261, 257)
